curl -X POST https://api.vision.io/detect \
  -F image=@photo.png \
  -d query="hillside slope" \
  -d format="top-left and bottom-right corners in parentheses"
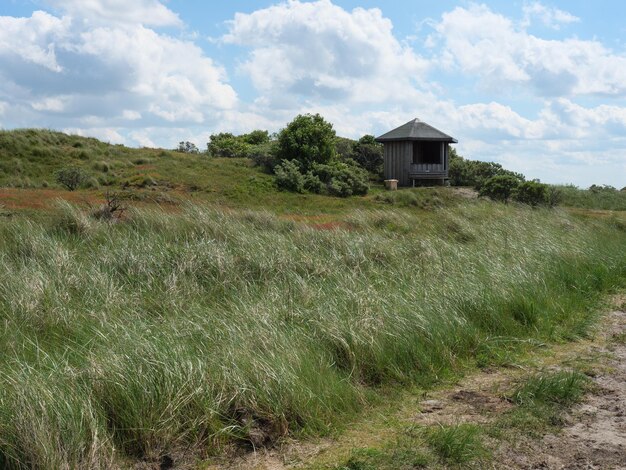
top-left (1, 128), bottom-right (624, 212)
top-left (0, 129), bottom-right (469, 215)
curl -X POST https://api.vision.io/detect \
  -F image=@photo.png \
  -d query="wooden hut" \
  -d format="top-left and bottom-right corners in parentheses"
top-left (376, 118), bottom-right (457, 187)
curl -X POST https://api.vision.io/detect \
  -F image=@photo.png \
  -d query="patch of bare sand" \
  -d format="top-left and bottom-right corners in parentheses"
top-left (494, 307), bottom-right (626, 470)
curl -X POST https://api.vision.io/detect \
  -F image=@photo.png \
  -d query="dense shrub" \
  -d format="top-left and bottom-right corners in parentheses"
top-left (312, 161), bottom-right (369, 197)
top-left (274, 160), bottom-right (305, 193)
top-left (241, 130), bottom-right (271, 145)
top-left (248, 141), bottom-right (279, 173)
top-left (276, 114), bottom-right (336, 170)
top-left (334, 137), bottom-right (355, 161)
top-left (273, 159), bottom-right (368, 197)
top-left (55, 166), bottom-right (88, 191)
top-left (352, 135), bottom-right (384, 176)
top-left (207, 133), bottom-right (250, 158)
top-left (303, 171), bottom-right (323, 193)
top-left (479, 175), bottom-right (521, 203)
top-left (207, 130), bottom-right (271, 158)
top-left (449, 149), bottom-right (524, 189)
top-left (514, 181), bottom-right (548, 207)
top-left (545, 186), bottom-right (563, 208)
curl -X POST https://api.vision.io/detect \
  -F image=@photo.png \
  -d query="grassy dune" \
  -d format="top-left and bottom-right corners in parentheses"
top-left (0, 200), bottom-right (624, 468)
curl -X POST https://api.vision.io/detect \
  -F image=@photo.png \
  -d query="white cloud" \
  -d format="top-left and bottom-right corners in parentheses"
top-left (433, 4), bottom-right (626, 97)
top-left (31, 97), bottom-right (66, 112)
top-left (75, 25), bottom-right (237, 114)
top-left (0, 10), bottom-right (236, 131)
top-left (522, 1), bottom-right (580, 30)
top-left (128, 131), bottom-right (156, 147)
top-left (122, 110), bottom-right (142, 121)
top-left (0, 11), bottom-right (69, 71)
top-left (223, 0), bottom-right (429, 105)
top-left (63, 127), bottom-right (125, 144)
top-left (46, 0), bottom-right (181, 27)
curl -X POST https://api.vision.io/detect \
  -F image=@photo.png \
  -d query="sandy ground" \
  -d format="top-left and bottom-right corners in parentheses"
top-left (491, 307), bottom-right (626, 470)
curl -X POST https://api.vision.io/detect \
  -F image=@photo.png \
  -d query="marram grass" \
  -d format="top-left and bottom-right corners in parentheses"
top-left (0, 202), bottom-right (624, 468)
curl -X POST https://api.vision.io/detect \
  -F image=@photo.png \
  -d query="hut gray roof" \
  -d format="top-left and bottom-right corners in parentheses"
top-left (376, 118), bottom-right (458, 143)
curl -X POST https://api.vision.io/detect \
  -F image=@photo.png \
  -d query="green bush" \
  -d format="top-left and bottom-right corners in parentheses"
top-left (334, 136), bottom-right (355, 161)
top-left (241, 130), bottom-right (270, 145)
top-left (207, 133), bottom-right (250, 158)
top-left (312, 161), bottom-right (369, 197)
top-left (449, 149), bottom-right (524, 189)
top-left (545, 186), bottom-right (563, 208)
top-left (55, 166), bottom-right (88, 191)
top-left (352, 135), bottom-right (383, 176)
top-left (276, 114), bottom-right (336, 170)
top-left (273, 159), bottom-right (368, 197)
top-left (514, 181), bottom-right (548, 207)
top-left (274, 160), bottom-right (305, 193)
top-left (248, 141), bottom-right (279, 173)
top-left (303, 171), bottom-right (323, 194)
top-left (479, 175), bottom-right (521, 203)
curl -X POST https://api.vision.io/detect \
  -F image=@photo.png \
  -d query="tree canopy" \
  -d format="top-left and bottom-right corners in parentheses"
top-left (276, 114), bottom-right (336, 169)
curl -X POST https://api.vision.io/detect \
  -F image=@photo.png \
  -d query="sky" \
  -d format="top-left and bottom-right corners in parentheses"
top-left (1, 0), bottom-right (625, 187)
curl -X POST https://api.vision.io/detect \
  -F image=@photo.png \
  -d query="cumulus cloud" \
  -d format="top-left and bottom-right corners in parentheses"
top-left (433, 4), bottom-right (626, 97)
top-left (31, 97), bottom-right (67, 112)
top-left (223, 0), bottom-right (429, 105)
top-left (0, 11), bottom-right (69, 72)
top-left (522, 1), bottom-right (580, 30)
top-left (0, 6), bottom-right (236, 136)
top-left (63, 126), bottom-right (126, 144)
top-left (46, 0), bottom-right (182, 27)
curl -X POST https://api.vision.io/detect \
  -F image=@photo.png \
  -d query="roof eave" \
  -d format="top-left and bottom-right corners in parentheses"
top-left (375, 137), bottom-right (458, 143)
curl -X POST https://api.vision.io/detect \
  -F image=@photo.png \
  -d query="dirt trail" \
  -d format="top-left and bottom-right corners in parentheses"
top-left (492, 307), bottom-right (626, 469)
top-left (206, 299), bottom-right (626, 470)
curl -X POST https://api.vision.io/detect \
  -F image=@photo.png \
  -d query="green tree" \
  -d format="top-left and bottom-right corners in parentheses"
top-left (276, 114), bottom-right (336, 170)
top-left (479, 175), bottom-right (521, 203)
top-left (352, 135), bottom-right (383, 176)
top-left (241, 130), bottom-right (270, 145)
top-left (334, 136), bottom-right (355, 161)
top-left (176, 141), bottom-right (199, 154)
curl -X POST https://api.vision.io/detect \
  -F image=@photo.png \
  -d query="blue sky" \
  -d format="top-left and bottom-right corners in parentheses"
top-left (1, 0), bottom-right (625, 187)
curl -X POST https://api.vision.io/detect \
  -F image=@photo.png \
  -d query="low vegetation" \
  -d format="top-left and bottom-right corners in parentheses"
top-left (0, 198), bottom-right (624, 467)
top-left (511, 370), bottom-right (589, 408)
top-left (1, 127), bottom-right (623, 210)
top-left (558, 184), bottom-right (626, 211)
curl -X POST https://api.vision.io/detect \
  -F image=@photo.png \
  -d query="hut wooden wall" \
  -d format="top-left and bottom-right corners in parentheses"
top-left (383, 141), bottom-right (412, 186)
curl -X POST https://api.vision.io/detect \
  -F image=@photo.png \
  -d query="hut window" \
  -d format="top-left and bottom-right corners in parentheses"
top-left (412, 142), bottom-right (441, 164)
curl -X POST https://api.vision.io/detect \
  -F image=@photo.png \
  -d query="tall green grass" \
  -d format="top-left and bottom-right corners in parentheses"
top-left (0, 202), bottom-right (624, 467)
top-left (557, 184), bottom-right (626, 211)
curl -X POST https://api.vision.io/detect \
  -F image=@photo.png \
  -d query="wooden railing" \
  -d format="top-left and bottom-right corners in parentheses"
top-left (410, 163), bottom-right (445, 173)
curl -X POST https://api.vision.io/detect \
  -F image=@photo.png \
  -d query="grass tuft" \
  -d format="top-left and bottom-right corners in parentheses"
top-left (512, 370), bottom-right (589, 407)
top-left (423, 423), bottom-right (486, 464)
